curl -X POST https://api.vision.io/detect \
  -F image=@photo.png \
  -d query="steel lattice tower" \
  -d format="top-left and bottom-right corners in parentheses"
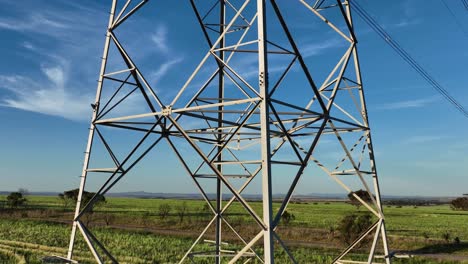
top-left (66, 0), bottom-right (391, 263)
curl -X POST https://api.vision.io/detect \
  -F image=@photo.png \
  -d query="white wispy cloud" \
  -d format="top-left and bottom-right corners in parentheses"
top-left (151, 57), bottom-right (184, 82)
top-left (301, 38), bottom-right (344, 58)
top-left (0, 63), bottom-right (93, 121)
top-left (384, 1), bottom-right (421, 30)
top-left (392, 19), bottom-right (421, 28)
top-left (0, 1), bottom-right (160, 121)
top-left (378, 96), bottom-right (439, 110)
top-left (151, 24), bottom-right (169, 54)
top-left (21, 41), bottom-right (36, 51)
top-left (403, 135), bottom-right (445, 144)
top-left (0, 13), bottom-right (68, 36)
top-left (148, 24), bottom-right (185, 95)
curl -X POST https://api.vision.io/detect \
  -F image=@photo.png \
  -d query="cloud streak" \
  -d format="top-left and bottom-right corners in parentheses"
top-left (301, 38), bottom-right (344, 58)
top-left (151, 57), bottom-right (184, 83)
top-left (378, 96), bottom-right (439, 110)
top-left (0, 63), bottom-right (93, 121)
top-left (0, 14), bottom-right (67, 32)
top-left (151, 25), bottom-right (169, 54)
top-left (403, 135), bottom-right (445, 144)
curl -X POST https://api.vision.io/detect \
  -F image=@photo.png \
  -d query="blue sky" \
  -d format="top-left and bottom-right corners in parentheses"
top-left (0, 0), bottom-right (467, 197)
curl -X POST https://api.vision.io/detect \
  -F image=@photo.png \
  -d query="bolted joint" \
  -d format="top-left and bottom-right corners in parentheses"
top-left (162, 106), bottom-right (172, 116)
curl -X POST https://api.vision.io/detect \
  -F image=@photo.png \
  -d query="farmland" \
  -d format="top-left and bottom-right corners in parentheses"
top-left (0, 195), bottom-right (467, 263)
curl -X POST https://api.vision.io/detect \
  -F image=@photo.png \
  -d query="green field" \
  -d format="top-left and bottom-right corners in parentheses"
top-left (0, 195), bottom-right (467, 263)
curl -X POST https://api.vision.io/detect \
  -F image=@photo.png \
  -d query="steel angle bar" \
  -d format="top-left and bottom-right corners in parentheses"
top-left (270, 98), bottom-right (323, 116)
top-left (67, 0), bottom-right (117, 258)
top-left (102, 75), bottom-right (137, 86)
top-left (266, 40), bottom-right (295, 54)
top-left (319, 53), bottom-right (351, 93)
top-left (109, 33), bottom-right (163, 110)
top-left (345, 2), bottom-right (390, 259)
top-left (205, 102), bottom-right (261, 163)
top-left (268, 56), bottom-right (298, 97)
top-left (328, 120), bottom-right (381, 214)
top-left (111, 0), bottom-right (148, 30)
top-left (168, 116), bottom-right (267, 229)
top-left (179, 215), bottom-right (218, 264)
top-left (166, 137), bottom-right (217, 215)
top-left (332, 220), bottom-right (381, 263)
top-left (221, 216), bottom-right (264, 263)
top-left (309, 154), bottom-right (380, 217)
top-left (113, 0), bottom-right (132, 28)
top-left (97, 73), bottom-right (133, 118)
top-left (79, 222), bottom-right (118, 263)
top-left (225, 0), bottom-right (252, 25)
top-left (94, 127), bottom-right (122, 169)
top-left (268, 102), bottom-right (305, 164)
top-left (269, 0), bottom-right (327, 112)
top-left (103, 68), bottom-right (135, 77)
top-left (333, 134), bottom-right (366, 171)
top-left (212, 40), bottom-right (259, 52)
top-left (321, 94), bottom-right (364, 126)
top-left (272, 232), bottom-right (298, 264)
top-left (368, 219), bottom-right (384, 263)
top-left (97, 123), bottom-right (163, 135)
top-left (299, 0), bottom-right (352, 43)
top-left (76, 119), bottom-right (164, 220)
top-left (171, 0), bottom-right (253, 107)
top-left (210, 52), bottom-right (261, 98)
top-left (272, 118), bottom-right (328, 227)
top-left (336, 0), bottom-right (357, 42)
top-left (97, 86), bottom-right (139, 120)
top-left (76, 221), bottom-right (103, 263)
top-left (325, 45), bottom-right (354, 110)
top-left (228, 230), bottom-right (264, 264)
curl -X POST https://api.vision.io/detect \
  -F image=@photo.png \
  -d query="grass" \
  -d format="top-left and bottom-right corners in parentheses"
top-left (0, 195), bottom-right (467, 263)
top-left (9, 195), bottom-right (468, 238)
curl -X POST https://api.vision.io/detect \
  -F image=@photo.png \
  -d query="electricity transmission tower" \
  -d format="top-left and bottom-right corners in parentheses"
top-left (66, 0), bottom-right (391, 263)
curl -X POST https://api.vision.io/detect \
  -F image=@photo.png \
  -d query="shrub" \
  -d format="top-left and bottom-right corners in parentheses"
top-left (338, 213), bottom-right (372, 246)
top-left (281, 210), bottom-right (295, 225)
top-left (176, 202), bottom-right (188, 223)
top-left (347, 190), bottom-right (375, 209)
top-left (6, 192), bottom-right (27, 208)
top-left (158, 203), bottom-right (171, 220)
top-left (451, 197), bottom-right (468, 211)
top-left (59, 189), bottom-right (106, 212)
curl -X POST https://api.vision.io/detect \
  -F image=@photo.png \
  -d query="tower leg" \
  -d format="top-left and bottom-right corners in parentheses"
top-left (257, 0), bottom-right (274, 262)
top-left (67, 0), bottom-right (117, 260)
top-left (215, 2), bottom-right (226, 263)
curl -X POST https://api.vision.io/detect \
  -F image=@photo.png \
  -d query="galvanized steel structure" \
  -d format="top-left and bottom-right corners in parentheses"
top-left (66, 0), bottom-right (391, 263)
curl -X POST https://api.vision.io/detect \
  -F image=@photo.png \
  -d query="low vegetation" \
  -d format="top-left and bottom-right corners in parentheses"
top-left (0, 194), bottom-right (467, 263)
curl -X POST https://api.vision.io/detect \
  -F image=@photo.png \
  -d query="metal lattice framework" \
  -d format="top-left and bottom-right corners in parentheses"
top-left (66, 0), bottom-right (391, 263)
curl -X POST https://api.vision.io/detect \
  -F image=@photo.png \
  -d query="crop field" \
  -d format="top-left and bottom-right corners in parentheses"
top-left (0, 195), bottom-right (467, 263)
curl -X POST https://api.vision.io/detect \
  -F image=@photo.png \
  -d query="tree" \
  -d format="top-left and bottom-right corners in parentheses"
top-left (338, 213), bottom-right (372, 246)
top-left (18, 188), bottom-right (29, 196)
top-left (451, 197), bottom-right (468, 211)
top-left (281, 210), bottom-right (296, 225)
top-left (58, 193), bottom-right (73, 210)
top-left (348, 189), bottom-right (375, 209)
top-left (59, 189), bottom-right (106, 212)
top-left (176, 202), bottom-right (188, 223)
top-left (158, 203), bottom-right (171, 220)
top-left (6, 192), bottom-right (27, 209)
